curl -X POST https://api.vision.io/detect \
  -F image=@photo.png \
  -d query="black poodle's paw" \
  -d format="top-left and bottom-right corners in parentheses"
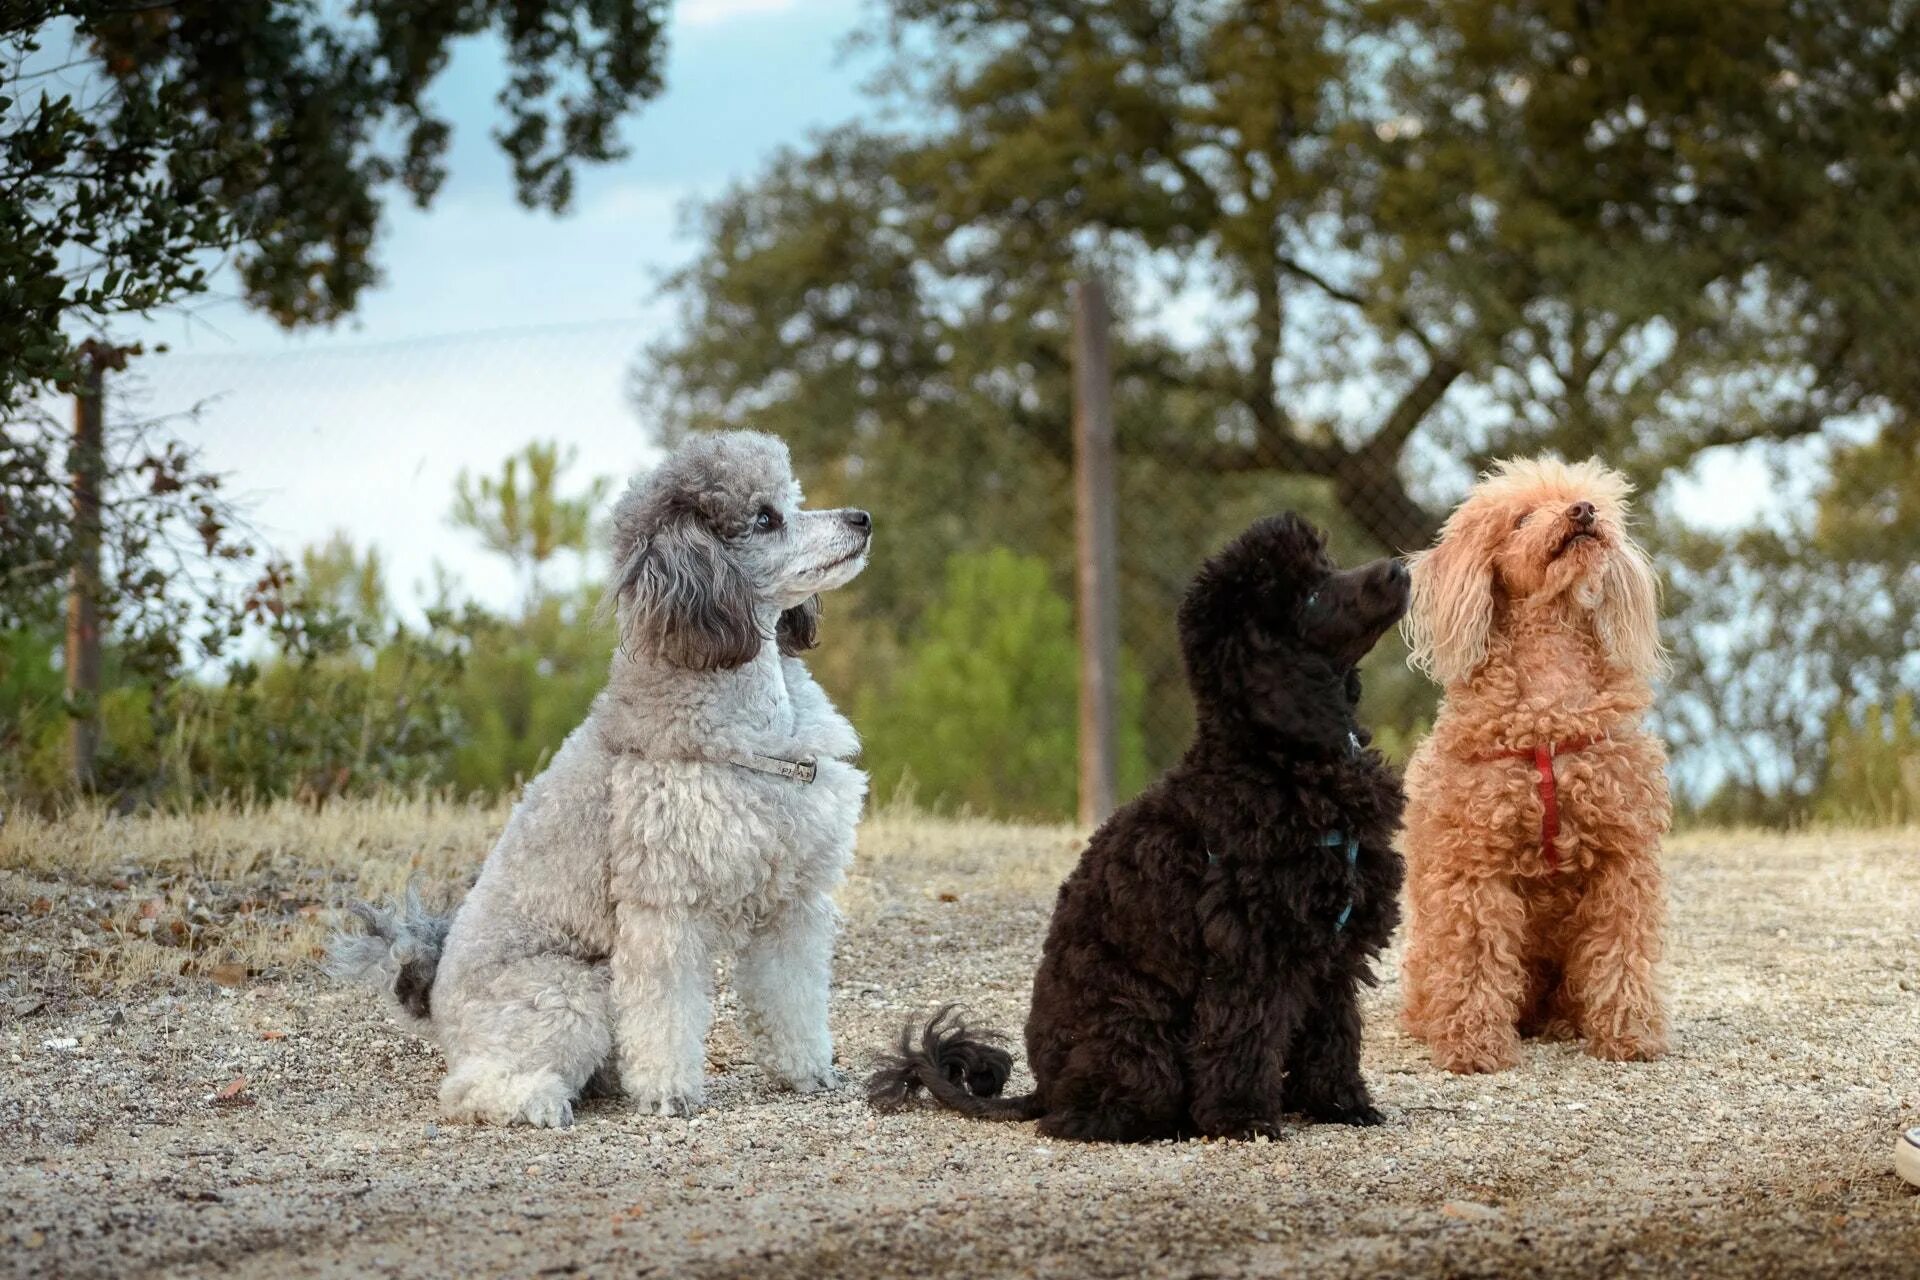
top-left (1191, 1105), bottom-right (1286, 1142)
top-left (1287, 1084), bottom-right (1384, 1127)
top-left (1039, 1104), bottom-right (1181, 1144)
top-left (1316, 1101), bottom-right (1384, 1127)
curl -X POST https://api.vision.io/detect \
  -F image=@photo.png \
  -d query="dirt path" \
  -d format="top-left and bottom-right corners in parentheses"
top-left (4, 819), bottom-right (1919, 1278)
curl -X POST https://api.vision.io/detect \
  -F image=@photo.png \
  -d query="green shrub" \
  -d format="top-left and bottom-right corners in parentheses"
top-left (1815, 696), bottom-right (1920, 825)
top-left (857, 548), bottom-right (1148, 820)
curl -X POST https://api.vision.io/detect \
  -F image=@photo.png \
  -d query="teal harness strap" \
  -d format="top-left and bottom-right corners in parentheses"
top-left (1325, 829), bottom-right (1361, 932)
top-left (1205, 827), bottom-right (1361, 932)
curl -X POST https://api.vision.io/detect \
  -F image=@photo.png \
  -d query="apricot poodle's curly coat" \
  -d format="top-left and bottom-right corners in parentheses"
top-left (1399, 457), bottom-right (1671, 1075)
top-left (868, 514), bottom-right (1410, 1141)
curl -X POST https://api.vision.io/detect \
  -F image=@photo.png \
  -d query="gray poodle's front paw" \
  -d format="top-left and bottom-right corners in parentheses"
top-left (516, 1093), bottom-right (575, 1129)
top-left (630, 1086), bottom-right (705, 1117)
top-left (780, 1065), bottom-right (844, 1095)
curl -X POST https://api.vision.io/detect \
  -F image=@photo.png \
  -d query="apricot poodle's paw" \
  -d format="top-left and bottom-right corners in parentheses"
top-left (1430, 1030), bottom-right (1520, 1075)
top-left (1518, 1014), bottom-right (1580, 1043)
top-left (1584, 1030), bottom-right (1666, 1063)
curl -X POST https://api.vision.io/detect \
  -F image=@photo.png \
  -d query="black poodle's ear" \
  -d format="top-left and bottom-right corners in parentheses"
top-left (777, 595), bottom-right (821, 656)
top-left (609, 513), bottom-right (761, 670)
top-left (1344, 667), bottom-right (1363, 706)
top-left (1238, 653), bottom-right (1357, 754)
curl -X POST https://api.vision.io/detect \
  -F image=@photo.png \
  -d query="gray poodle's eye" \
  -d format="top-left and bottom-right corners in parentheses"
top-left (754, 506), bottom-right (783, 534)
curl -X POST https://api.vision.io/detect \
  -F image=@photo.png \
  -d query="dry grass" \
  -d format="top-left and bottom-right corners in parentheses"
top-left (3, 804), bottom-right (1919, 1278)
top-left (0, 795), bottom-right (1084, 994)
top-left (5, 798), bottom-right (1907, 995)
top-left (0, 795), bottom-right (506, 991)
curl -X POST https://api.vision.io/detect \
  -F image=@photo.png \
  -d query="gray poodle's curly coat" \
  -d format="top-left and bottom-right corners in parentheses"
top-left (332, 431), bottom-right (872, 1126)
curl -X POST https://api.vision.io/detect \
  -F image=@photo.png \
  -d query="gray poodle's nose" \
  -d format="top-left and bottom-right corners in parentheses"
top-left (1567, 501), bottom-right (1596, 527)
top-left (842, 509), bottom-right (872, 533)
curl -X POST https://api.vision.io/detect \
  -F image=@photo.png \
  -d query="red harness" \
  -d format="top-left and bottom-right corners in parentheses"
top-left (1472, 737), bottom-right (1598, 868)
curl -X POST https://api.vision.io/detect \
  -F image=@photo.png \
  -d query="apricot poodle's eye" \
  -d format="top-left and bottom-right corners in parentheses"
top-left (754, 506), bottom-right (783, 533)
top-left (1513, 511), bottom-right (1530, 531)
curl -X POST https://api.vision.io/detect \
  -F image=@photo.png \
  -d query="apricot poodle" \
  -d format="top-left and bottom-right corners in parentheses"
top-left (867, 514), bottom-right (1410, 1141)
top-left (1400, 457), bottom-right (1671, 1074)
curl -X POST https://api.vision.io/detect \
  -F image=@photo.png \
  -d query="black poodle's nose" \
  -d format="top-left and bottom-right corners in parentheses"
top-left (1568, 500), bottom-right (1596, 527)
top-left (842, 509), bottom-right (872, 532)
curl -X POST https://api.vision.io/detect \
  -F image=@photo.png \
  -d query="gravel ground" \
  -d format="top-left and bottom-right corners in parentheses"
top-left (3, 811), bottom-right (1919, 1278)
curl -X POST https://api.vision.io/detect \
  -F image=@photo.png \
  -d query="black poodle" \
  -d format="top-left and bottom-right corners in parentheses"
top-left (868, 513), bottom-right (1410, 1141)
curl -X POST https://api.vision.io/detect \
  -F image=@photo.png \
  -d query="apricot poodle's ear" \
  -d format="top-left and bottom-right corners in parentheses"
top-left (1404, 507), bottom-right (1499, 686)
top-left (1596, 532), bottom-right (1668, 680)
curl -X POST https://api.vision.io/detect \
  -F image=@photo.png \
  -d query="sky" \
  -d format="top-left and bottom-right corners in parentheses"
top-left (107, 0), bottom-right (876, 614)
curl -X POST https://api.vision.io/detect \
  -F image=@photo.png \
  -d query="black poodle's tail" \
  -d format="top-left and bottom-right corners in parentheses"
top-left (866, 1005), bottom-right (1043, 1121)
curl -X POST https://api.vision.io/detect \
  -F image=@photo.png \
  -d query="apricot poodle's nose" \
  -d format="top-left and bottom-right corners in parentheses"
top-left (1567, 501), bottom-right (1596, 527)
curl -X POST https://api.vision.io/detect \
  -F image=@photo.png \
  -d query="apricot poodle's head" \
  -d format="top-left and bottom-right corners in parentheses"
top-left (1403, 457), bottom-right (1664, 687)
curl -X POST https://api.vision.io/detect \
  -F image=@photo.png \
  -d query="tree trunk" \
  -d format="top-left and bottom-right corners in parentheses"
top-left (67, 348), bottom-right (106, 790)
top-left (1071, 279), bottom-right (1121, 827)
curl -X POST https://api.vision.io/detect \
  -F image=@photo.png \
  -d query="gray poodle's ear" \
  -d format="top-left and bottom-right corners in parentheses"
top-left (611, 514), bottom-right (761, 670)
top-left (776, 595), bottom-right (820, 656)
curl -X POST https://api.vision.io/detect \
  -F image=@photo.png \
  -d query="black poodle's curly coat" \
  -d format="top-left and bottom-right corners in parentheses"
top-left (869, 514), bottom-right (1411, 1141)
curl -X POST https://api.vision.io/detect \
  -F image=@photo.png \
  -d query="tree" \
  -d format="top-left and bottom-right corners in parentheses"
top-left (0, 411), bottom-right (255, 681)
top-left (857, 549), bottom-right (1148, 818)
top-left (1663, 430), bottom-right (1920, 822)
top-left (450, 441), bottom-right (611, 605)
top-left (1816, 697), bottom-right (1919, 826)
top-left (641, 0), bottom-right (1920, 810)
top-left (2, 1), bottom-right (669, 409)
top-left (645, 0), bottom-right (1917, 552)
top-left (300, 531), bottom-right (390, 638)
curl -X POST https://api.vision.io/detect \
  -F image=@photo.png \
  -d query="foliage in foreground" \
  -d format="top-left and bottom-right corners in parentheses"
top-left (2, 1), bottom-right (668, 410)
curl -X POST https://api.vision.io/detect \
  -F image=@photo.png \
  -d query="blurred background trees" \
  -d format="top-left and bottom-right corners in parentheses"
top-left (2, 0), bottom-right (666, 806)
top-left (450, 443), bottom-right (611, 608)
top-left (0, 437), bottom-right (612, 806)
top-left (639, 0), bottom-right (1920, 820)
top-left (2, 0), bottom-right (1915, 822)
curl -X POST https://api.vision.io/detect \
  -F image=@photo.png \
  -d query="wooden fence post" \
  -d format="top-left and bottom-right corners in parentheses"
top-left (67, 344), bottom-right (107, 790)
top-left (1072, 279), bottom-right (1120, 828)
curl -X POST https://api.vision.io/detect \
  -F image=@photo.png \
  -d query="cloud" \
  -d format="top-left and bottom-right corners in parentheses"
top-left (680, 0), bottom-right (801, 27)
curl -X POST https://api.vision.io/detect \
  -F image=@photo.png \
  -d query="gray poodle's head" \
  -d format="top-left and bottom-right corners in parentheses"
top-left (605, 431), bottom-right (871, 670)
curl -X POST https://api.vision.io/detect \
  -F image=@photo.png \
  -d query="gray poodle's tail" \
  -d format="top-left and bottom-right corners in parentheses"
top-left (866, 1005), bottom-right (1042, 1122)
top-left (325, 887), bottom-right (451, 1033)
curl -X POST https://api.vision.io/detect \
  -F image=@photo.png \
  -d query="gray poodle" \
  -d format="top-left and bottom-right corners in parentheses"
top-left (331, 431), bottom-right (872, 1126)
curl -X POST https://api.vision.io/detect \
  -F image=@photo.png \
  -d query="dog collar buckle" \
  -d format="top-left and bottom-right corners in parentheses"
top-left (731, 752), bottom-right (819, 784)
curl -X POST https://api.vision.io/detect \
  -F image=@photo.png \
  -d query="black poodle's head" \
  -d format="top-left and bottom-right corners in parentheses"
top-left (1178, 513), bottom-right (1410, 754)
